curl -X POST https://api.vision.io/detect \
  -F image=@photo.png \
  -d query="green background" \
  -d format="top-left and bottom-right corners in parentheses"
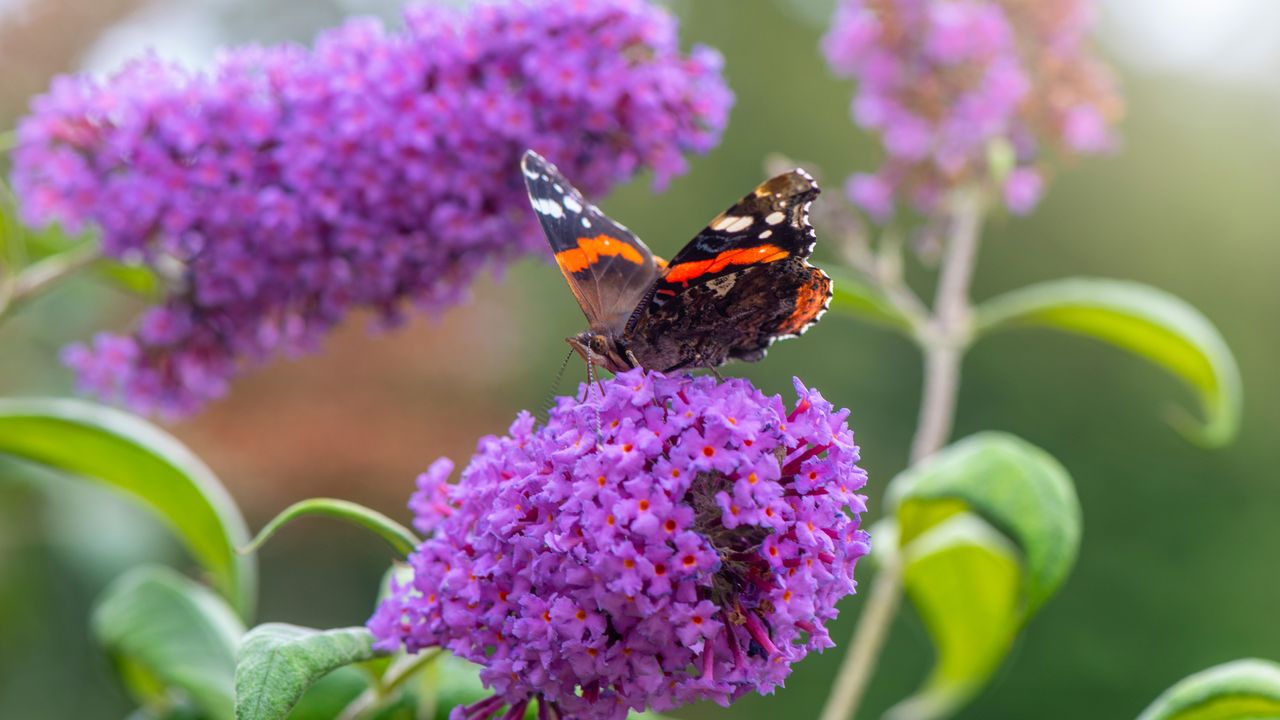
top-left (2, 1), bottom-right (1279, 718)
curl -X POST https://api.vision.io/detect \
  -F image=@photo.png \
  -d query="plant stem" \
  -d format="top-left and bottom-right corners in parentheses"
top-left (818, 190), bottom-right (985, 720)
top-left (818, 553), bottom-right (902, 720)
top-left (908, 192), bottom-right (982, 461)
top-left (338, 649), bottom-right (442, 720)
top-left (0, 242), bottom-right (99, 324)
top-left (909, 345), bottom-right (962, 465)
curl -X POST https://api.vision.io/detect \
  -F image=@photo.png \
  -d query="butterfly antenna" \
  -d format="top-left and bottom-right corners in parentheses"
top-left (537, 348), bottom-right (576, 424)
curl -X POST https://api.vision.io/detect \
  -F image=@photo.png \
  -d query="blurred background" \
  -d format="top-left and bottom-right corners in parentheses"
top-left (2, 0), bottom-right (1279, 718)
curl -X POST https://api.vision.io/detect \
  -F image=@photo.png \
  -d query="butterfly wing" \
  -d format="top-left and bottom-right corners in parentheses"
top-left (654, 168), bottom-right (821, 286)
top-left (624, 169), bottom-right (831, 371)
top-left (522, 150), bottom-right (661, 335)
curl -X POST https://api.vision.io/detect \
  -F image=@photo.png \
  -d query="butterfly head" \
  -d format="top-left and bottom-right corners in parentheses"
top-left (566, 331), bottom-right (634, 374)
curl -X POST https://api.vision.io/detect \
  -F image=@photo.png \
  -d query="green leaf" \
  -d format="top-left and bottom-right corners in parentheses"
top-left (826, 269), bottom-right (915, 333)
top-left (885, 433), bottom-right (1081, 718)
top-left (96, 258), bottom-right (162, 297)
top-left (124, 703), bottom-right (207, 720)
top-left (0, 129), bottom-right (14, 153)
top-left (1138, 659), bottom-right (1280, 720)
top-left (974, 277), bottom-right (1242, 447)
top-left (887, 514), bottom-right (1022, 720)
top-left (0, 178), bottom-right (21, 267)
top-left (891, 432), bottom-right (1080, 611)
top-left (287, 666), bottom-right (370, 720)
top-left (94, 565), bottom-right (244, 720)
top-left (430, 654), bottom-right (489, 718)
top-left (243, 498), bottom-right (420, 558)
top-left (234, 623), bottom-right (381, 720)
top-left (0, 398), bottom-right (256, 617)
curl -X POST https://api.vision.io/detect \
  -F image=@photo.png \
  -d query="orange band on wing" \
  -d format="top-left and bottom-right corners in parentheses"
top-left (664, 245), bottom-right (789, 284)
top-left (555, 234), bottom-right (645, 273)
top-left (780, 274), bottom-right (831, 335)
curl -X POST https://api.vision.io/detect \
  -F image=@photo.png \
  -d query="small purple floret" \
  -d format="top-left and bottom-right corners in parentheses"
top-left (370, 370), bottom-right (870, 719)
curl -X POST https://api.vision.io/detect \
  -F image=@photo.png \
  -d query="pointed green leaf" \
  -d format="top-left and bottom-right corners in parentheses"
top-left (886, 514), bottom-right (1022, 720)
top-left (974, 277), bottom-right (1242, 446)
top-left (885, 433), bottom-right (1081, 718)
top-left (0, 398), bottom-right (255, 617)
top-left (234, 624), bottom-right (381, 720)
top-left (1138, 659), bottom-right (1280, 720)
top-left (826, 269), bottom-right (915, 333)
top-left (94, 566), bottom-right (244, 720)
top-left (243, 498), bottom-right (420, 558)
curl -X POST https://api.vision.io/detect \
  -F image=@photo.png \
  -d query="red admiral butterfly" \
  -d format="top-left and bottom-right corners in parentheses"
top-left (522, 150), bottom-right (832, 374)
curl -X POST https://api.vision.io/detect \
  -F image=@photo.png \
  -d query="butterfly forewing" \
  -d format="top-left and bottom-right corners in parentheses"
top-left (522, 151), bottom-right (660, 335)
top-left (656, 169), bottom-right (819, 285)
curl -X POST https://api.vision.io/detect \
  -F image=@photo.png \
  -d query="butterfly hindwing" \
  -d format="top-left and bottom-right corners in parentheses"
top-left (623, 169), bottom-right (831, 371)
top-left (522, 150), bottom-right (660, 334)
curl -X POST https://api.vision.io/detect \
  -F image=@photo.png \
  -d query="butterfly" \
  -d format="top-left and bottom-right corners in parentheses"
top-left (522, 150), bottom-right (832, 375)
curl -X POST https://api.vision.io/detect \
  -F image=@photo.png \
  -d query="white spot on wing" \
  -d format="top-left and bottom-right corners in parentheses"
top-left (765, 211), bottom-right (786, 225)
top-left (712, 215), bottom-right (741, 231)
top-left (531, 197), bottom-right (564, 218)
top-left (563, 196), bottom-right (583, 213)
top-left (582, 218), bottom-right (592, 228)
top-left (724, 216), bottom-right (754, 233)
top-left (758, 230), bottom-right (773, 239)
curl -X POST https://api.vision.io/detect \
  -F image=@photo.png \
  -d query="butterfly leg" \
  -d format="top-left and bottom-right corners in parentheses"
top-left (584, 352), bottom-right (604, 447)
top-left (624, 348), bottom-right (666, 412)
top-left (709, 366), bottom-right (725, 382)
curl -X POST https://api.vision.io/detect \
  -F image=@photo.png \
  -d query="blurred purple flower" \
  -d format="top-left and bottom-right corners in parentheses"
top-left (369, 370), bottom-right (870, 720)
top-left (13, 0), bottom-right (732, 418)
top-left (846, 172), bottom-right (894, 221)
top-left (823, 0), bottom-right (1121, 219)
top-left (1003, 167), bottom-right (1044, 215)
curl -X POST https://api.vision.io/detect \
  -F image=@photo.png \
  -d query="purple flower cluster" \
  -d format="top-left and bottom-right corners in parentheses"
top-left (823, 0), bottom-right (1121, 219)
top-left (12, 0), bottom-right (732, 417)
top-left (370, 370), bottom-right (869, 719)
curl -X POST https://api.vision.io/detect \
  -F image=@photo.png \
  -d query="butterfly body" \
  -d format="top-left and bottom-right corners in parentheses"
top-left (522, 150), bottom-right (831, 374)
